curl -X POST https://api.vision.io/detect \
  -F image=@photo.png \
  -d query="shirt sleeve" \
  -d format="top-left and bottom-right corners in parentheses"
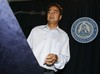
top-left (54, 36), bottom-right (70, 69)
top-left (27, 28), bottom-right (35, 49)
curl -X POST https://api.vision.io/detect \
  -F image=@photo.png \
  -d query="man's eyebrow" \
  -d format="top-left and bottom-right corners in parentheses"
top-left (54, 10), bottom-right (59, 12)
top-left (48, 9), bottom-right (59, 12)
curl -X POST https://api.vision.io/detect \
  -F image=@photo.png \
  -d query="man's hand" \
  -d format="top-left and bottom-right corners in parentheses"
top-left (44, 53), bottom-right (58, 66)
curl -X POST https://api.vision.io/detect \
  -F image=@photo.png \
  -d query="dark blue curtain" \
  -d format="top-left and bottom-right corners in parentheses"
top-left (0, 0), bottom-right (43, 74)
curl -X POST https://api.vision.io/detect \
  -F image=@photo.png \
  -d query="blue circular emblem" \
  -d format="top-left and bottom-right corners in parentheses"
top-left (71, 17), bottom-right (99, 43)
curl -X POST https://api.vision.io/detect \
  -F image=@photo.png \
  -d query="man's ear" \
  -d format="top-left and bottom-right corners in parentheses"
top-left (59, 15), bottom-right (62, 20)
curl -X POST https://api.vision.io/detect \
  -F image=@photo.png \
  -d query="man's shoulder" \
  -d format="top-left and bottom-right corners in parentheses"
top-left (32, 25), bottom-right (46, 30)
top-left (30, 25), bottom-right (46, 34)
top-left (58, 28), bottom-right (69, 38)
top-left (33, 25), bottom-right (46, 29)
top-left (58, 28), bottom-right (67, 34)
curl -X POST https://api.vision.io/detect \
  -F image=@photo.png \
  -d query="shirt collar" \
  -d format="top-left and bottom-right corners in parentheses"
top-left (42, 24), bottom-right (60, 33)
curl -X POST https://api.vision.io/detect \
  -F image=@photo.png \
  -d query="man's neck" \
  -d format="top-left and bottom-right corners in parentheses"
top-left (48, 23), bottom-right (58, 30)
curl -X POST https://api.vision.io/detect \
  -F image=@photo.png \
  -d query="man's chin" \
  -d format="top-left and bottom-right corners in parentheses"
top-left (48, 21), bottom-right (56, 23)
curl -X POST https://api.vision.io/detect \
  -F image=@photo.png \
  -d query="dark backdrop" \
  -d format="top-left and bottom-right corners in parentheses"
top-left (9, 0), bottom-right (100, 74)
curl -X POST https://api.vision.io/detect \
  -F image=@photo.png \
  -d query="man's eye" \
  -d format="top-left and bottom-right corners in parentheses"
top-left (54, 12), bottom-right (58, 14)
top-left (55, 12), bottom-right (57, 13)
top-left (48, 11), bottom-right (51, 13)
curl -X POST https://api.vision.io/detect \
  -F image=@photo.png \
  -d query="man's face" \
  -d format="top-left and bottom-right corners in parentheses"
top-left (47, 6), bottom-right (62, 24)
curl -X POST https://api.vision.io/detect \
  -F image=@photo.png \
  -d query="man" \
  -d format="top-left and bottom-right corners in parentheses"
top-left (27, 3), bottom-right (70, 74)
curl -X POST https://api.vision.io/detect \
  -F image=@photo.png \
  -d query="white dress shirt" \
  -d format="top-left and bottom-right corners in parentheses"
top-left (27, 25), bottom-right (70, 72)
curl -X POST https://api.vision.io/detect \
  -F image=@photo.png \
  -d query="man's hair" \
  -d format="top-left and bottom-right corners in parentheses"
top-left (47, 3), bottom-right (63, 15)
